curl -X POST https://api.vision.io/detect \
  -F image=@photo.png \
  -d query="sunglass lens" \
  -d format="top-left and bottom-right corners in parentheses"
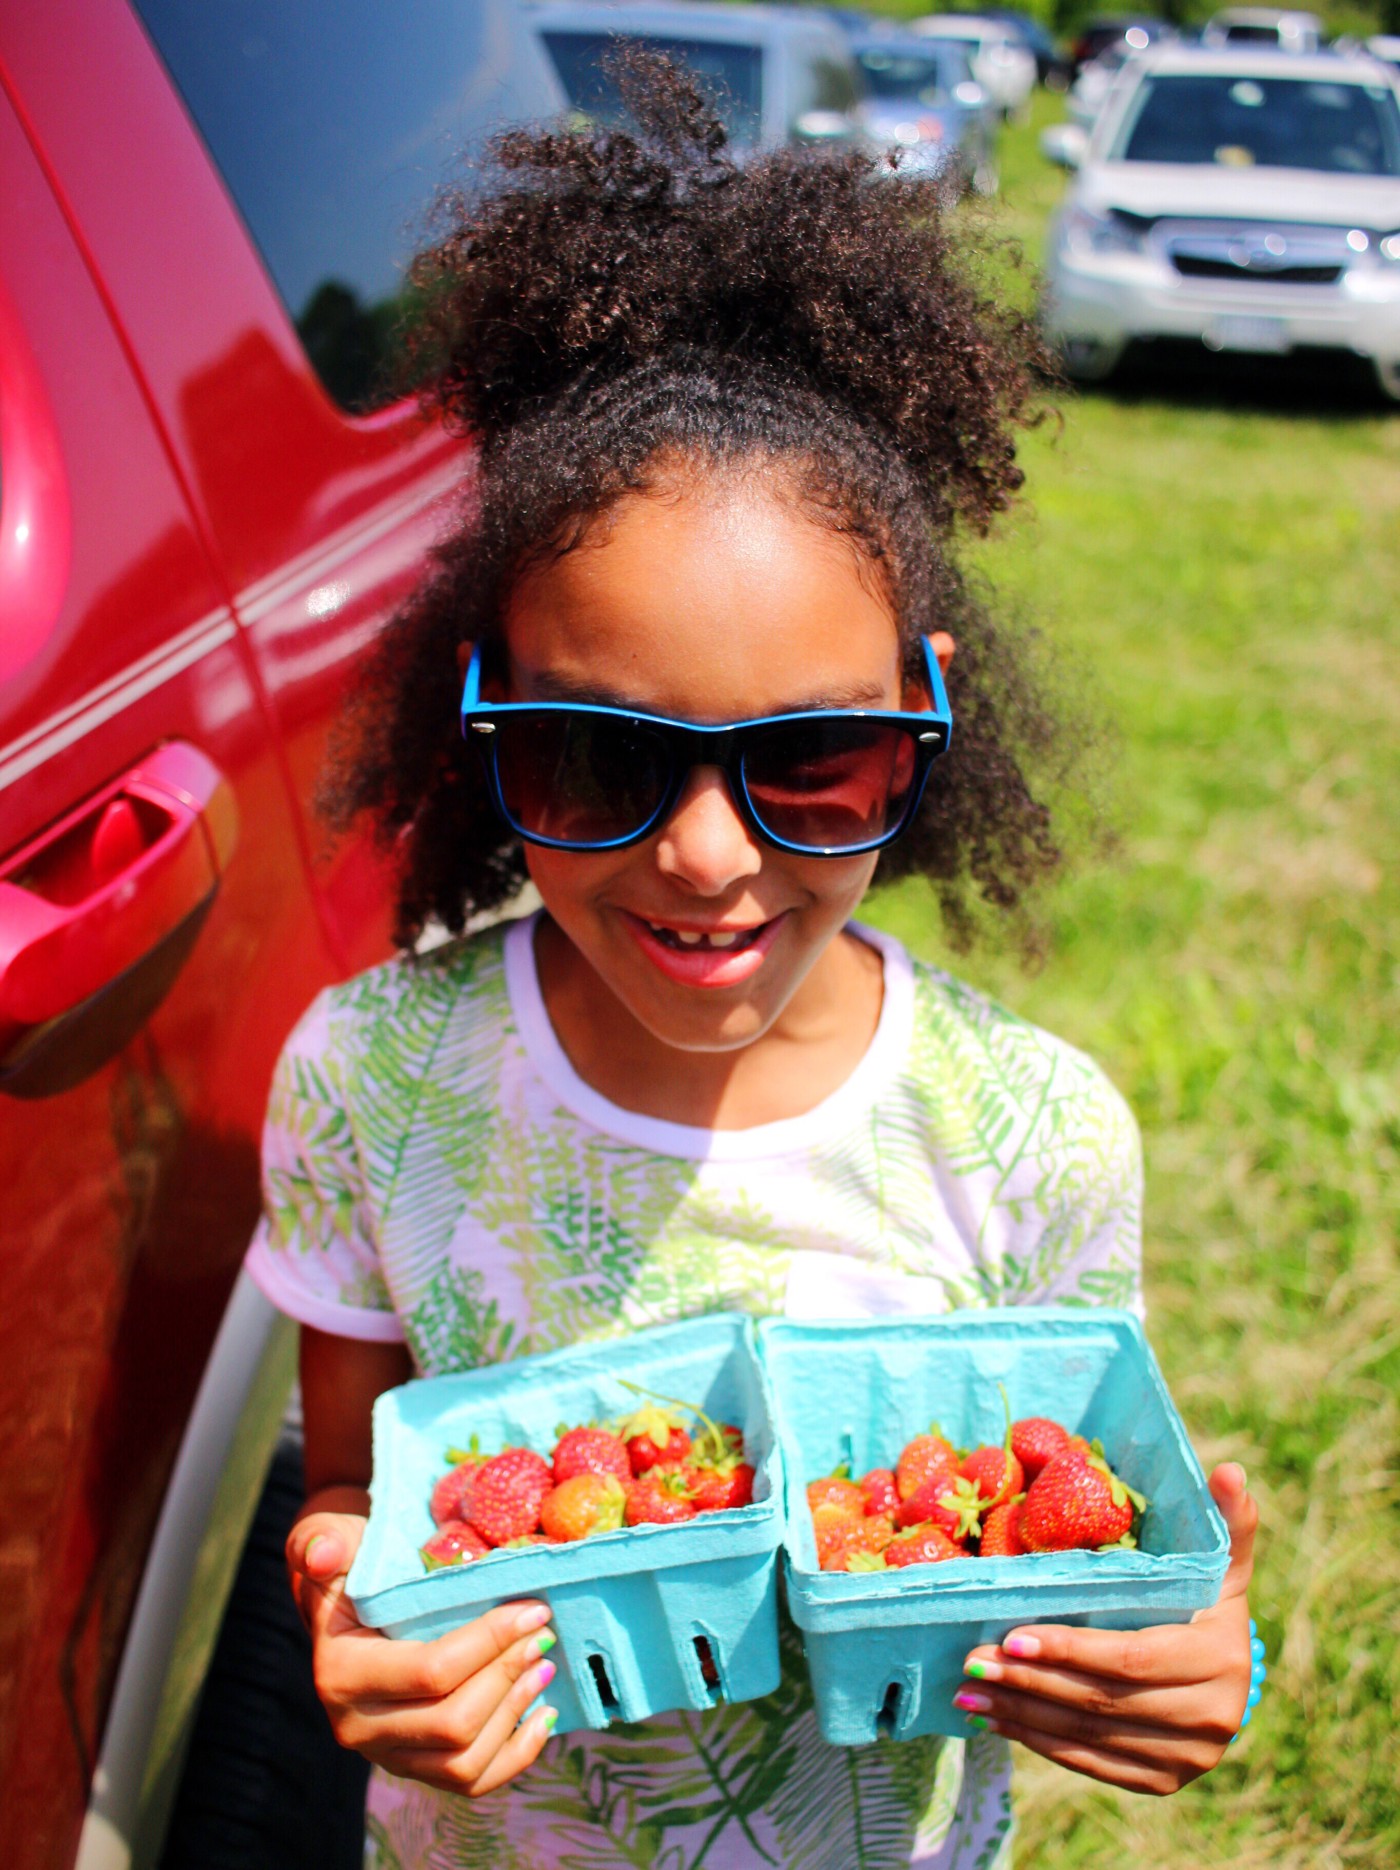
top-left (742, 720), bottom-right (918, 850)
top-left (492, 713), bottom-right (670, 845)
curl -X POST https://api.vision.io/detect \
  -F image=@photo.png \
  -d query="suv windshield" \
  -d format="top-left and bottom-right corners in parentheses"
top-left (541, 31), bottom-right (763, 144)
top-left (1113, 73), bottom-right (1400, 174)
top-left (855, 46), bottom-right (956, 105)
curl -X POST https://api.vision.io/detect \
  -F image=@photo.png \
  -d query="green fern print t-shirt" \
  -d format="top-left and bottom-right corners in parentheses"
top-left (246, 914), bottom-right (1143, 1870)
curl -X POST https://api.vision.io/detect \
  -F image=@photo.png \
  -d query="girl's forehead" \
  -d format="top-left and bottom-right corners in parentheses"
top-left (503, 475), bottom-right (904, 720)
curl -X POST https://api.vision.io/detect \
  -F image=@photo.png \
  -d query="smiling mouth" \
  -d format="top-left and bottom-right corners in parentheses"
top-left (642, 920), bottom-right (769, 952)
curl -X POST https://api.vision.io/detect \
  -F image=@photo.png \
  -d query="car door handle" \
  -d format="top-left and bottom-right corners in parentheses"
top-left (0, 742), bottom-right (238, 1027)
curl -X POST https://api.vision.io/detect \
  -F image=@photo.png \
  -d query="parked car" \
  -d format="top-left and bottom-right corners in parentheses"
top-left (1065, 43), bottom-right (1139, 129)
top-left (1041, 45), bottom-right (1400, 399)
top-left (982, 9), bottom-right (1066, 87)
top-left (1201, 7), bottom-right (1323, 53)
top-left (528, 0), bottom-right (871, 155)
top-left (845, 27), bottom-right (1000, 194)
top-left (0, 4), bottom-right (563, 1869)
top-left (1364, 33), bottom-right (1400, 78)
top-left (908, 14), bottom-right (1038, 119)
top-left (1066, 13), bottom-right (1176, 80)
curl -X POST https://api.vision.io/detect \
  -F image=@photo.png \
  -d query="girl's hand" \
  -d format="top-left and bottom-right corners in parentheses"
top-left (955, 1463), bottom-right (1258, 1796)
top-left (286, 1506), bottom-right (559, 1797)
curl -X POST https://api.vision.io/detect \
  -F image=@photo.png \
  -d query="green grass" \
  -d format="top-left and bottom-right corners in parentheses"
top-left (864, 97), bottom-right (1400, 1868)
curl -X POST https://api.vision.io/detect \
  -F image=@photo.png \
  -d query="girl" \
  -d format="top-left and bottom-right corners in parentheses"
top-left (247, 63), bottom-right (1258, 1870)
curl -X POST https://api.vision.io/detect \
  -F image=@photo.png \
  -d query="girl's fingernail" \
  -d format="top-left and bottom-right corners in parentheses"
top-left (1003, 1634), bottom-right (1040, 1659)
top-left (304, 1534), bottom-right (331, 1570)
top-left (964, 1658), bottom-right (999, 1682)
top-left (515, 1604), bottom-right (552, 1634)
top-left (539, 1705), bottom-right (559, 1734)
top-left (530, 1659), bottom-right (556, 1693)
top-left (966, 1713), bottom-right (990, 1733)
top-left (953, 1690), bottom-right (992, 1714)
top-left (533, 1629), bottom-right (557, 1658)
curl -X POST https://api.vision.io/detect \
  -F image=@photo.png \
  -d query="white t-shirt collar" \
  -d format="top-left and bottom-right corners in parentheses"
top-left (503, 910), bottom-right (914, 1162)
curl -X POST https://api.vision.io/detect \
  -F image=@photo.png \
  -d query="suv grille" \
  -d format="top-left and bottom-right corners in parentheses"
top-left (1172, 255), bottom-right (1343, 286)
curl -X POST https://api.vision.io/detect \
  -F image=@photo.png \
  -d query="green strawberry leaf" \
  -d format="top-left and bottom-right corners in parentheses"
top-left (846, 1551), bottom-right (889, 1572)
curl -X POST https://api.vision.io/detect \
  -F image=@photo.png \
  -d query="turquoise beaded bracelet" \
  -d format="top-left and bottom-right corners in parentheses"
top-left (1229, 1620), bottom-right (1267, 1742)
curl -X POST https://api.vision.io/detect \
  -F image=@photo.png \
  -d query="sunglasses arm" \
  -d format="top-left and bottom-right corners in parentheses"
top-left (460, 641), bottom-right (485, 714)
top-left (919, 636), bottom-right (954, 744)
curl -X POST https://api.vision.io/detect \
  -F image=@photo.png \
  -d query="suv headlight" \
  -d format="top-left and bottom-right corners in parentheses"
top-left (1379, 232), bottom-right (1400, 264)
top-left (1062, 204), bottom-right (1148, 258)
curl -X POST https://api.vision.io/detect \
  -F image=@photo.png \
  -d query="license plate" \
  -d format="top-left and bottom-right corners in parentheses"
top-left (1203, 315), bottom-right (1290, 355)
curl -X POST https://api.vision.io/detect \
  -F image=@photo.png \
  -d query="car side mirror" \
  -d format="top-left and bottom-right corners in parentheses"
top-left (1041, 123), bottom-right (1089, 168)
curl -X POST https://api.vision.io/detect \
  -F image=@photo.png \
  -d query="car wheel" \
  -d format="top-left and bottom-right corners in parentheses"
top-left (1374, 357), bottom-right (1400, 404)
top-left (1058, 336), bottom-right (1125, 383)
top-left (159, 1437), bottom-right (370, 1870)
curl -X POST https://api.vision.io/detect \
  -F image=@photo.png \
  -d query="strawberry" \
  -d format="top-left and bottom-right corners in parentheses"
top-left (858, 1468), bottom-right (900, 1517)
top-left (818, 1513), bottom-right (896, 1571)
top-left (895, 1472), bottom-right (982, 1544)
top-left (960, 1444), bottom-right (1026, 1505)
top-left (978, 1497), bottom-right (1028, 1557)
top-left (895, 1430), bottom-right (959, 1502)
top-left (1010, 1416), bottom-right (1072, 1481)
top-left (625, 1464), bottom-right (699, 1525)
top-left (690, 1461), bottom-right (755, 1512)
top-left (421, 1521), bottom-right (489, 1569)
top-left (465, 1447), bottom-right (552, 1548)
top-left (885, 1524), bottom-right (964, 1566)
top-left (552, 1425), bottom-right (632, 1487)
top-left (1020, 1446), bottom-right (1146, 1553)
top-left (540, 1472), bottom-right (627, 1542)
top-left (621, 1403), bottom-right (693, 1476)
top-left (806, 1476), bottom-right (867, 1518)
top-left (429, 1458), bottom-right (482, 1528)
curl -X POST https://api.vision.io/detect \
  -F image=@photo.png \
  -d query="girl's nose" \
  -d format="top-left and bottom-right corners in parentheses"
top-left (653, 767), bottom-right (764, 893)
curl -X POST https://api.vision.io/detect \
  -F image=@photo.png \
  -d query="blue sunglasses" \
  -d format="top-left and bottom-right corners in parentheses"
top-left (459, 638), bottom-right (952, 857)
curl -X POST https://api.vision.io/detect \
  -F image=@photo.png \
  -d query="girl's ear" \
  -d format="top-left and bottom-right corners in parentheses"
top-left (929, 632), bottom-right (956, 678)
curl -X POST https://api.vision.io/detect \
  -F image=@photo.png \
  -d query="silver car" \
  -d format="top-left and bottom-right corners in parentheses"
top-left (1042, 46), bottom-right (1400, 398)
top-left (847, 29), bottom-right (999, 194)
top-left (528, 1), bottom-right (870, 156)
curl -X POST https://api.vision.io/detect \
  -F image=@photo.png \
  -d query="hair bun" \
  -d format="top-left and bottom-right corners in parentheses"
top-left (408, 49), bottom-right (1038, 531)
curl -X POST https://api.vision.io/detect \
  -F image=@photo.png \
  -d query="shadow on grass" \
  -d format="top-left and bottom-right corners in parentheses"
top-left (1076, 341), bottom-right (1394, 419)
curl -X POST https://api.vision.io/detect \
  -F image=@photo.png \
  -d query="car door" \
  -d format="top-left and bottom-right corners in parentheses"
top-left (5, 0), bottom-right (563, 975)
top-left (0, 72), bottom-right (340, 1870)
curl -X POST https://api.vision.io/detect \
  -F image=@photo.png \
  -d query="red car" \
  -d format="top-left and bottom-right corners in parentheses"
top-left (0, 6), bottom-right (562, 1868)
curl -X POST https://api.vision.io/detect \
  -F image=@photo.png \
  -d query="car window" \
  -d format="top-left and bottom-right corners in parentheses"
top-left (1114, 73), bottom-right (1400, 174)
top-left (540, 30), bottom-right (764, 145)
top-left (790, 46), bottom-right (863, 119)
top-left (132, 0), bottom-right (562, 414)
top-left (856, 47), bottom-right (954, 106)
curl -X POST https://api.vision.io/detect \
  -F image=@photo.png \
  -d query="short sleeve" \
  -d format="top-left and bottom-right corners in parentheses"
top-left (243, 991), bottom-right (406, 1342)
top-left (1017, 1065), bottom-right (1145, 1317)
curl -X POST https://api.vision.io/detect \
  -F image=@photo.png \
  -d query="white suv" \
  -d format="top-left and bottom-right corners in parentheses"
top-left (1042, 46), bottom-right (1400, 398)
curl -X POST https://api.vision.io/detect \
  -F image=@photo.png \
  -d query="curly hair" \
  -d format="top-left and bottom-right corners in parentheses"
top-left (325, 53), bottom-right (1066, 952)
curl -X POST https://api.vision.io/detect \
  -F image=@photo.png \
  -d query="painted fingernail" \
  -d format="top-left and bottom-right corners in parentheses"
top-left (963, 1658), bottom-right (1000, 1682)
top-left (514, 1604), bottom-right (552, 1634)
top-left (538, 1704), bottom-right (559, 1735)
top-left (533, 1629), bottom-right (557, 1658)
top-left (530, 1659), bottom-right (556, 1694)
top-left (304, 1534), bottom-right (328, 1566)
top-left (954, 1690), bottom-right (992, 1714)
top-left (965, 1714), bottom-right (990, 1732)
top-left (1003, 1634), bottom-right (1040, 1659)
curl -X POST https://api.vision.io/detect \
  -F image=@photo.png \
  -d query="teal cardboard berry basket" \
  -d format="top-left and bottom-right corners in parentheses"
top-left (757, 1309), bottom-right (1230, 1746)
top-left (347, 1313), bottom-right (784, 1735)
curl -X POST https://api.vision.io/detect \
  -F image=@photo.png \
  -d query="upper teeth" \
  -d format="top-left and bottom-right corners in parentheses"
top-left (653, 925), bottom-right (741, 947)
